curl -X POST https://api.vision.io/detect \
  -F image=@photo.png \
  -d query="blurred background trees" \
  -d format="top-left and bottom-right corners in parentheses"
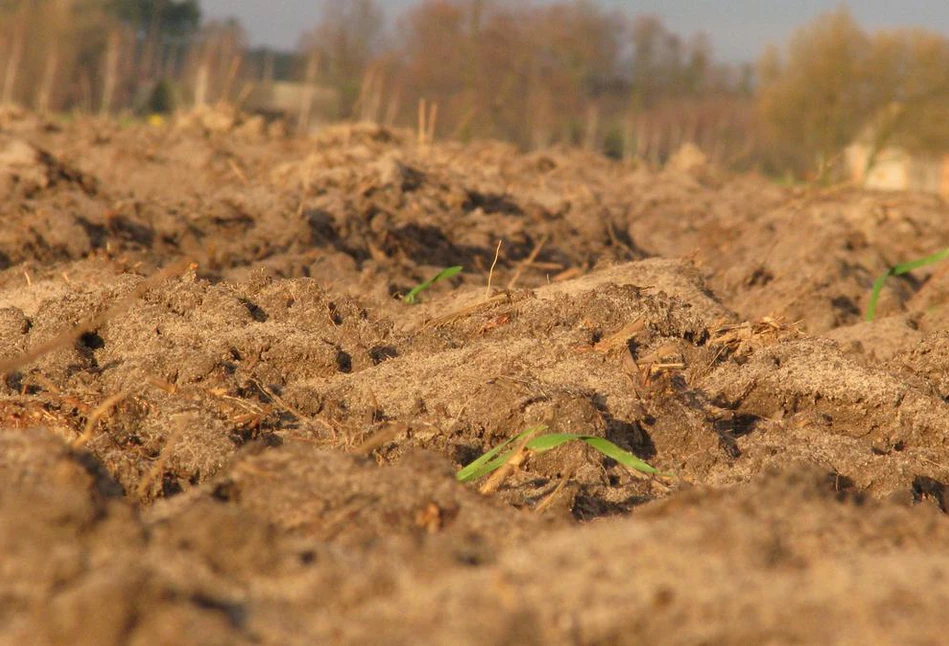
top-left (0, 0), bottom-right (203, 113)
top-left (382, 0), bottom-right (749, 160)
top-left (2, 0), bottom-right (949, 179)
top-left (298, 0), bottom-right (384, 118)
top-left (757, 7), bottom-right (949, 177)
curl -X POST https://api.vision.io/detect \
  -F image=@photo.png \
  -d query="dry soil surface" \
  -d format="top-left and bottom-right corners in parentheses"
top-left (2, 107), bottom-right (949, 645)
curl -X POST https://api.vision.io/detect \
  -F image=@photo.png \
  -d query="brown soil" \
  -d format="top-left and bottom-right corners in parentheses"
top-left (3, 106), bottom-right (949, 644)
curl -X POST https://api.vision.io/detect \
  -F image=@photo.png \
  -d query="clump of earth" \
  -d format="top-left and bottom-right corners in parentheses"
top-left (2, 106), bottom-right (949, 644)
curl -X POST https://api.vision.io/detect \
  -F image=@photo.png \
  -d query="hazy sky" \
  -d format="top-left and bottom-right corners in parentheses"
top-left (200, 0), bottom-right (949, 63)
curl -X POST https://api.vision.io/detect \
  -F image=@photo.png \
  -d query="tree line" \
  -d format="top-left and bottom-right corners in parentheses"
top-left (300, 0), bottom-right (753, 165)
top-left (0, 0), bottom-right (242, 115)
top-left (2, 1), bottom-right (949, 178)
top-left (757, 8), bottom-right (949, 176)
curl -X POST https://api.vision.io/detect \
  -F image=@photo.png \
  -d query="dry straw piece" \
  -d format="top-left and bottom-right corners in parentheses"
top-left (486, 239), bottom-right (502, 299)
top-left (70, 391), bottom-right (128, 449)
top-left (478, 426), bottom-right (541, 495)
top-left (506, 234), bottom-right (548, 290)
top-left (135, 414), bottom-right (189, 500)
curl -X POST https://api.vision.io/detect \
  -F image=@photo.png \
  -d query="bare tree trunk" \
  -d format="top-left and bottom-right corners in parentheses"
top-left (194, 62), bottom-right (209, 108)
top-left (35, 46), bottom-right (59, 113)
top-left (529, 100), bottom-right (551, 151)
top-left (297, 51), bottom-right (318, 135)
top-left (164, 37), bottom-right (181, 79)
top-left (417, 97), bottom-right (426, 146)
top-left (526, 59), bottom-right (550, 151)
top-left (356, 65), bottom-right (384, 123)
top-left (712, 134), bottom-right (726, 165)
top-left (367, 68), bottom-right (384, 123)
top-left (140, 4), bottom-right (161, 80)
top-left (426, 101), bottom-right (438, 144)
top-left (685, 111), bottom-right (699, 144)
top-left (354, 65), bottom-right (374, 122)
top-left (100, 30), bottom-right (120, 114)
top-left (636, 116), bottom-right (647, 159)
top-left (622, 114), bottom-right (635, 165)
top-left (583, 103), bottom-right (600, 152)
top-left (649, 123), bottom-right (662, 166)
top-left (2, 1), bottom-right (28, 106)
top-left (463, 0), bottom-right (483, 140)
top-left (416, 98), bottom-right (439, 146)
top-left (262, 50), bottom-right (274, 85)
top-left (78, 69), bottom-right (93, 113)
top-left (218, 54), bottom-right (241, 106)
top-left (669, 120), bottom-right (683, 154)
top-left (383, 84), bottom-right (401, 127)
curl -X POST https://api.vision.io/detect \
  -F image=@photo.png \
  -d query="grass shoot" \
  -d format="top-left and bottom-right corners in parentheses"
top-left (456, 424), bottom-right (662, 483)
top-left (403, 265), bottom-right (463, 304)
top-left (865, 247), bottom-right (949, 321)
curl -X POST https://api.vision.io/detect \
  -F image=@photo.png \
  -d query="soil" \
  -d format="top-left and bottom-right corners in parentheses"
top-left (2, 105), bottom-right (949, 644)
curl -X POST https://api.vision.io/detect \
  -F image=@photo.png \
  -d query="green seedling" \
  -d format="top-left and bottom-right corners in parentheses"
top-left (403, 265), bottom-right (463, 304)
top-left (456, 424), bottom-right (662, 483)
top-left (865, 247), bottom-right (949, 321)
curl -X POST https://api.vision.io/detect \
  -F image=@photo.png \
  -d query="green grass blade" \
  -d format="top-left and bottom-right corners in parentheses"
top-left (891, 248), bottom-right (949, 275)
top-left (455, 425), bottom-right (547, 482)
top-left (866, 247), bottom-right (949, 321)
top-left (523, 434), bottom-right (659, 475)
top-left (403, 265), bottom-right (463, 304)
top-left (456, 429), bottom-right (661, 482)
top-left (523, 433), bottom-right (579, 452)
top-left (865, 270), bottom-right (893, 322)
top-left (580, 437), bottom-right (660, 474)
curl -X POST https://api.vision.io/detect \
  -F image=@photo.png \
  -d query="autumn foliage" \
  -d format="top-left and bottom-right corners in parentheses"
top-left (2, 1), bottom-right (949, 177)
top-left (757, 7), bottom-right (949, 176)
top-left (298, 0), bottom-right (753, 165)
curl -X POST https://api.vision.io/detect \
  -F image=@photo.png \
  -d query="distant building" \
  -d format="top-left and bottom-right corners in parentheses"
top-left (243, 81), bottom-right (340, 132)
top-left (845, 140), bottom-right (949, 200)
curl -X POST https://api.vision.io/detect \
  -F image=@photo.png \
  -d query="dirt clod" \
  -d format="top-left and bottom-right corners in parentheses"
top-left (2, 113), bottom-right (949, 644)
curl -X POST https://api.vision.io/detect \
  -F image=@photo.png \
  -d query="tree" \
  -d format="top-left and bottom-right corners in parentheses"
top-left (756, 8), bottom-right (871, 173)
top-left (107, 0), bottom-right (200, 80)
top-left (393, 0), bottom-right (467, 136)
top-left (0, 0), bottom-right (123, 111)
top-left (189, 17), bottom-right (247, 107)
top-left (529, 1), bottom-right (623, 145)
top-left (300, 0), bottom-right (384, 118)
top-left (861, 28), bottom-right (949, 157)
top-left (108, 0), bottom-right (199, 38)
top-left (758, 8), bottom-right (949, 176)
top-left (682, 32), bottom-right (712, 95)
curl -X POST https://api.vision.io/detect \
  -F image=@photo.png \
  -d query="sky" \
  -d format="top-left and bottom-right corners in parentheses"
top-left (200, 0), bottom-right (949, 63)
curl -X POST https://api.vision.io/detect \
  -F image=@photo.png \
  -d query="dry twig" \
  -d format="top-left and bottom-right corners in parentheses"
top-left (351, 422), bottom-right (407, 456)
top-left (534, 459), bottom-right (579, 514)
top-left (71, 391), bottom-right (128, 449)
top-left (486, 239), bottom-right (502, 299)
top-left (136, 415), bottom-right (187, 500)
top-left (424, 292), bottom-right (511, 329)
top-left (479, 426), bottom-right (541, 495)
top-left (506, 234), bottom-right (548, 290)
